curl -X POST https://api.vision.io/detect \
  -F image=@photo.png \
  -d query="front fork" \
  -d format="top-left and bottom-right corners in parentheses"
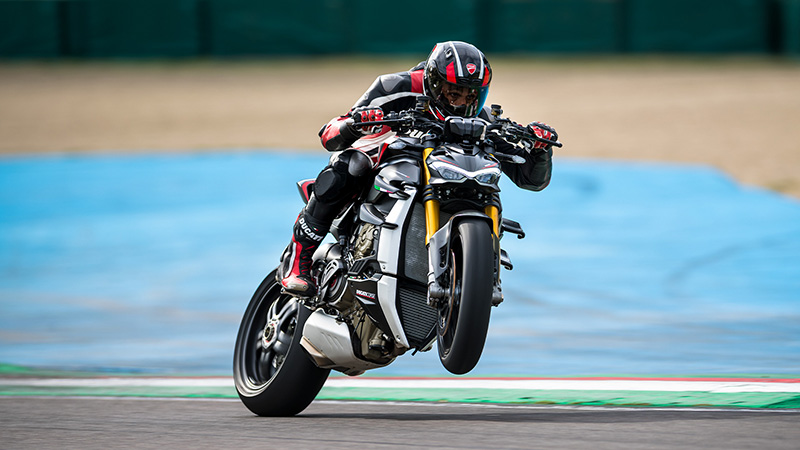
top-left (422, 147), bottom-right (440, 246)
top-left (423, 147), bottom-right (503, 306)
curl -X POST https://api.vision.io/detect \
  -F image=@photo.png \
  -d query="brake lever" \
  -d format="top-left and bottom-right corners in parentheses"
top-left (350, 115), bottom-right (405, 128)
top-left (497, 121), bottom-right (563, 149)
top-left (529, 136), bottom-right (563, 148)
top-left (347, 104), bottom-right (437, 136)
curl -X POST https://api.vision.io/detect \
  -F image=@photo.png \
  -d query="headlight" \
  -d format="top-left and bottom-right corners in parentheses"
top-left (429, 160), bottom-right (501, 185)
top-left (475, 172), bottom-right (499, 184)
top-left (439, 167), bottom-right (466, 181)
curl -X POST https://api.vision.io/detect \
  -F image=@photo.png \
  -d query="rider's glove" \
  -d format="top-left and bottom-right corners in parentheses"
top-left (527, 122), bottom-right (558, 151)
top-left (488, 134), bottom-right (526, 158)
top-left (349, 106), bottom-right (386, 135)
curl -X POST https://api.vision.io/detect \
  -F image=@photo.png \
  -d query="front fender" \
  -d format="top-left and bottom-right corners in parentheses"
top-left (427, 212), bottom-right (495, 284)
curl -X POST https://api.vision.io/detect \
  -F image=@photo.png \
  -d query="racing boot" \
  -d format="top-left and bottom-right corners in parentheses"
top-left (278, 213), bottom-right (327, 296)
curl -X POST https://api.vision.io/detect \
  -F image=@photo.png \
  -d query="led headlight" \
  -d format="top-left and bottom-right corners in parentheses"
top-left (439, 167), bottom-right (466, 181)
top-left (429, 161), bottom-right (466, 181)
top-left (476, 172), bottom-right (499, 184)
top-left (429, 160), bottom-right (501, 185)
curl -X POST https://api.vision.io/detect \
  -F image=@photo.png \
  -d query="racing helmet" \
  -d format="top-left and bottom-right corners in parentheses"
top-left (423, 41), bottom-right (492, 119)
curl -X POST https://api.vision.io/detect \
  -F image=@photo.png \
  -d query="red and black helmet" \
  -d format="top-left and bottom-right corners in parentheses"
top-left (423, 41), bottom-right (492, 119)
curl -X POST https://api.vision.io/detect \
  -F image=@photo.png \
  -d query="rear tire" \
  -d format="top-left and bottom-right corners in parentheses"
top-left (436, 219), bottom-right (494, 375)
top-left (233, 270), bottom-right (330, 416)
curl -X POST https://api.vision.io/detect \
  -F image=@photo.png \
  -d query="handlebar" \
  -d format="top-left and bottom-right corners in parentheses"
top-left (351, 98), bottom-right (563, 149)
top-left (352, 109), bottom-right (441, 135)
top-left (485, 120), bottom-right (563, 149)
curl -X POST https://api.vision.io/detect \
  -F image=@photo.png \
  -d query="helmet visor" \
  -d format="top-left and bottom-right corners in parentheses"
top-left (433, 81), bottom-right (489, 118)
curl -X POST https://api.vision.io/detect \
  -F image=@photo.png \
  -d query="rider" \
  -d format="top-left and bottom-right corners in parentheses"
top-left (278, 41), bottom-right (558, 296)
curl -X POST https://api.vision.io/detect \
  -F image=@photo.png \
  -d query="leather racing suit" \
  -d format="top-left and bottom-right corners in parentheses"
top-left (278, 62), bottom-right (553, 295)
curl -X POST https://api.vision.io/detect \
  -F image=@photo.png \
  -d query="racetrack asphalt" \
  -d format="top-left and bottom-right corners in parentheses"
top-left (2, 396), bottom-right (799, 450)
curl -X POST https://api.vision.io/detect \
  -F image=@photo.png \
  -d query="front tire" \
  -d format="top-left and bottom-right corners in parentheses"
top-left (437, 219), bottom-right (494, 375)
top-left (233, 269), bottom-right (330, 416)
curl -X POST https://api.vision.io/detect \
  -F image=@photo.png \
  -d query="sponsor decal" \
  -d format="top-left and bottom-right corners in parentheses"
top-left (355, 289), bottom-right (376, 300)
top-left (466, 63), bottom-right (477, 75)
top-left (298, 216), bottom-right (325, 242)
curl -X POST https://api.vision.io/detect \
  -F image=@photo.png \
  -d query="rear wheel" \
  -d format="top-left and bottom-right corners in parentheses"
top-left (437, 219), bottom-right (494, 375)
top-left (233, 270), bottom-right (329, 416)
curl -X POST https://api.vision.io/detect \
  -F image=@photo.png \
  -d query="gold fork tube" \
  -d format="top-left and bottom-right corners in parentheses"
top-left (424, 200), bottom-right (440, 245)
top-left (484, 205), bottom-right (500, 237)
top-left (422, 147), bottom-right (439, 244)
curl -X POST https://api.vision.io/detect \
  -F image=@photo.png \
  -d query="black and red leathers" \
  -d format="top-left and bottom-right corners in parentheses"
top-left (279, 55), bottom-right (555, 296)
top-left (318, 61), bottom-right (553, 192)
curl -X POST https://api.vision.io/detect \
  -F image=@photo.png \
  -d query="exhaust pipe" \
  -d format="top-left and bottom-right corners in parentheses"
top-left (300, 309), bottom-right (388, 376)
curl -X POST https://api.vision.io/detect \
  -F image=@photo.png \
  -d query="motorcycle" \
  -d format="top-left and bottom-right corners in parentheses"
top-left (233, 96), bottom-right (561, 416)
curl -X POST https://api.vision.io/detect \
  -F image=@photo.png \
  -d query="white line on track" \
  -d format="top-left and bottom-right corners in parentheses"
top-left (0, 377), bottom-right (233, 387)
top-left (325, 378), bottom-right (800, 393)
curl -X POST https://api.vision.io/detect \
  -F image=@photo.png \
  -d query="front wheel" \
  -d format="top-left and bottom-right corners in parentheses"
top-left (233, 269), bottom-right (330, 416)
top-left (437, 219), bottom-right (494, 375)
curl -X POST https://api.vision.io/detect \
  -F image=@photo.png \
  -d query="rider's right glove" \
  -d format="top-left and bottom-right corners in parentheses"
top-left (349, 106), bottom-right (386, 135)
top-left (527, 122), bottom-right (558, 151)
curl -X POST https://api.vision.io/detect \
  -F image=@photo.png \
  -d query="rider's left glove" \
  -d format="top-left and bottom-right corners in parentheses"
top-left (349, 106), bottom-right (386, 135)
top-left (527, 122), bottom-right (558, 151)
top-left (488, 134), bottom-right (525, 158)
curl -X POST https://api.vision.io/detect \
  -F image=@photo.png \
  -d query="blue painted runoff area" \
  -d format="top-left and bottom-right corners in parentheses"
top-left (0, 151), bottom-right (798, 376)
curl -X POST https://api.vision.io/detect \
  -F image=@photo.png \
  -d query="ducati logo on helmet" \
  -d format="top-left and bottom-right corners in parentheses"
top-left (466, 63), bottom-right (477, 75)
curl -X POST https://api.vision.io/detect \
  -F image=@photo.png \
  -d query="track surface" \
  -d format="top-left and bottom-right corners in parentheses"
top-left (2, 397), bottom-right (798, 450)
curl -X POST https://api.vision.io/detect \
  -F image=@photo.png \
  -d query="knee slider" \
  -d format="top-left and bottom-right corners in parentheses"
top-left (313, 167), bottom-right (346, 203)
top-left (316, 150), bottom-right (372, 203)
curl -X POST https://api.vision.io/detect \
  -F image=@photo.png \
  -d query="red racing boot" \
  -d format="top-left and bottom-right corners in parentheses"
top-left (278, 214), bottom-right (326, 296)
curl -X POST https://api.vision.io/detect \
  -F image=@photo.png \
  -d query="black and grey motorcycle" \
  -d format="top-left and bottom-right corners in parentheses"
top-left (233, 97), bottom-right (560, 416)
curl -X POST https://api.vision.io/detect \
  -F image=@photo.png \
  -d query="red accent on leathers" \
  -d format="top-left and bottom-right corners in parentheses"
top-left (280, 236), bottom-right (317, 295)
top-left (319, 118), bottom-right (346, 149)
